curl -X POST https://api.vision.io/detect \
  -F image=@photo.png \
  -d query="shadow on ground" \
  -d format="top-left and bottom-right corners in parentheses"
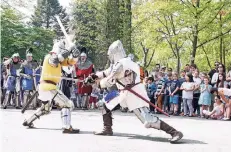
top-left (27, 128), bottom-right (207, 145)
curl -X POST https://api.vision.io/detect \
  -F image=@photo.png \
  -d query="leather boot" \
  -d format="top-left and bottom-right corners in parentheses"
top-left (160, 120), bottom-right (183, 143)
top-left (63, 126), bottom-right (80, 134)
top-left (94, 112), bottom-right (113, 136)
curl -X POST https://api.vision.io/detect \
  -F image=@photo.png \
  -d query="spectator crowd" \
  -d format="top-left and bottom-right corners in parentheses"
top-left (145, 62), bottom-right (231, 121)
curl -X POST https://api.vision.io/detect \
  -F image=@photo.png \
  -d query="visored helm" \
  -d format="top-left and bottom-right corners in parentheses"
top-left (107, 40), bottom-right (126, 64)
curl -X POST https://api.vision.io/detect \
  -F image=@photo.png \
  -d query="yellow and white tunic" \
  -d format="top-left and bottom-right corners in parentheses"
top-left (38, 54), bottom-right (77, 108)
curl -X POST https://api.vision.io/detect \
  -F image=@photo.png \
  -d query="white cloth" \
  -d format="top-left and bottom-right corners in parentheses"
top-left (105, 83), bottom-right (149, 111)
top-left (182, 82), bottom-right (194, 99)
top-left (38, 89), bottom-right (74, 109)
top-left (193, 77), bottom-right (201, 94)
top-left (99, 58), bottom-right (149, 111)
top-left (211, 73), bottom-right (219, 85)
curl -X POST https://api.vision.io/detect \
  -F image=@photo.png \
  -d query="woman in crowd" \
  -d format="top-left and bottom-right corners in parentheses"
top-left (199, 76), bottom-right (212, 118)
top-left (202, 95), bottom-right (224, 120)
top-left (215, 73), bottom-right (229, 88)
top-left (226, 67), bottom-right (231, 88)
top-left (181, 73), bottom-right (195, 117)
top-left (218, 90), bottom-right (231, 121)
top-left (211, 63), bottom-right (226, 86)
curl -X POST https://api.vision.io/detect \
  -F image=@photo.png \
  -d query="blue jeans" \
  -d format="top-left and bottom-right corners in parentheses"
top-left (164, 95), bottom-right (170, 111)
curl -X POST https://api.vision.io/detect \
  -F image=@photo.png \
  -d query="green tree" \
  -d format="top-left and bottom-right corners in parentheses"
top-left (1, 6), bottom-right (55, 60)
top-left (72, 0), bottom-right (108, 69)
top-left (31, 0), bottom-right (69, 37)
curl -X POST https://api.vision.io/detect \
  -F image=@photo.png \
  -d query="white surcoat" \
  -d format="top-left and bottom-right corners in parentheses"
top-left (97, 58), bottom-right (149, 111)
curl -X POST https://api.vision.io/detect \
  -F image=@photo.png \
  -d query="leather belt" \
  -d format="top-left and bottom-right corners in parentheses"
top-left (40, 80), bottom-right (57, 85)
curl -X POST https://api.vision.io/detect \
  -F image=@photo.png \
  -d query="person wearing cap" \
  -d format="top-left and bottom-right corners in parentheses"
top-left (2, 53), bottom-right (22, 109)
top-left (19, 48), bottom-right (38, 109)
top-left (74, 47), bottom-right (94, 109)
top-left (22, 40), bottom-right (81, 134)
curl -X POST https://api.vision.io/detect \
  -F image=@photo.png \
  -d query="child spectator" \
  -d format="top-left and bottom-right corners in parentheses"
top-left (181, 73), bottom-right (195, 117)
top-left (199, 76), bottom-right (212, 118)
top-left (169, 72), bottom-right (180, 115)
top-left (147, 77), bottom-right (157, 113)
top-left (89, 83), bottom-right (100, 109)
top-left (193, 70), bottom-right (202, 116)
top-left (202, 95), bottom-right (224, 120)
top-left (178, 70), bottom-right (186, 115)
top-left (164, 73), bottom-right (172, 113)
top-left (155, 72), bottom-right (166, 113)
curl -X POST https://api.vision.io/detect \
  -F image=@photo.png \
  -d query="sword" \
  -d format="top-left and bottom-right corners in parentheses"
top-left (21, 91), bottom-right (38, 114)
top-left (116, 80), bottom-right (170, 117)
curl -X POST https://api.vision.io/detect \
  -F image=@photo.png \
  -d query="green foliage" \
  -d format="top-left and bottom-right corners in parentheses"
top-left (132, 0), bottom-right (231, 72)
top-left (1, 6), bottom-right (55, 60)
top-left (31, 0), bottom-right (69, 37)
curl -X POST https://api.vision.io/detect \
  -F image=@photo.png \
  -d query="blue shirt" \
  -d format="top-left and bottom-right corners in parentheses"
top-left (165, 79), bottom-right (172, 95)
top-left (147, 82), bottom-right (157, 98)
top-left (170, 80), bottom-right (180, 95)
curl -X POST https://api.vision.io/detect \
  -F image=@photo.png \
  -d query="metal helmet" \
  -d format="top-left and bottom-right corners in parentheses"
top-left (26, 48), bottom-right (33, 57)
top-left (107, 40), bottom-right (126, 63)
top-left (50, 40), bottom-right (66, 54)
top-left (80, 52), bottom-right (87, 57)
top-left (12, 53), bottom-right (20, 58)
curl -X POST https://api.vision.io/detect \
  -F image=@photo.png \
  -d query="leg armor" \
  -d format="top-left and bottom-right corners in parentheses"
top-left (1, 89), bottom-right (6, 106)
top-left (94, 103), bottom-right (113, 136)
top-left (23, 91), bottom-right (30, 108)
top-left (61, 108), bottom-right (71, 129)
top-left (23, 100), bottom-right (52, 128)
top-left (14, 91), bottom-right (21, 109)
top-left (133, 107), bottom-right (183, 143)
top-left (51, 90), bottom-right (79, 133)
top-left (31, 91), bottom-right (37, 109)
top-left (2, 91), bottom-right (12, 109)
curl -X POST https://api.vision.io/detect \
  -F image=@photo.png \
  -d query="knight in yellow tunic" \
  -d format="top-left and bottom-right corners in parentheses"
top-left (22, 41), bottom-right (80, 134)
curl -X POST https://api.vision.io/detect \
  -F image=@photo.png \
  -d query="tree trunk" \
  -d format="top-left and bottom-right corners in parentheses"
top-left (219, 13), bottom-right (223, 64)
top-left (191, 0), bottom-right (200, 65)
top-left (176, 49), bottom-right (180, 75)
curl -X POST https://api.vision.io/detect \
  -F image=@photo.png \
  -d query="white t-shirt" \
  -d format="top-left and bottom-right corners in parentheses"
top-left (182, 82), bottom-right (194, 99)
top-left (211, 73), bottom-right (219, 85)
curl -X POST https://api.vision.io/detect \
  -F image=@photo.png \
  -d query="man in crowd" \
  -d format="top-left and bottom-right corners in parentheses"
top-left (74, 47), bottom-right (94, 109)
top-left (22, 40), bottom-right (80, 134)
top-left (20, 49), bottom-right (38, 109)
top-left (208, 61), bottom-right (219, 81)
top-left (90, 40), bottom-right (183, 143)
top-left (184, 64), bottom-right (190, 73)
top-left (2, 53), bottom-right (21, 109)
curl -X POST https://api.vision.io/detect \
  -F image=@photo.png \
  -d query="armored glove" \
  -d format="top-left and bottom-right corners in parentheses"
top-left (68, 43), bottom-right (80, 58)
top-left (60, 49), bottom-right (70, 59)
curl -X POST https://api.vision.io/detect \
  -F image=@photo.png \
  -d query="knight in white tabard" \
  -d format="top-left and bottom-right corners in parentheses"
top-left (88, 40), bottom-right (183, 143)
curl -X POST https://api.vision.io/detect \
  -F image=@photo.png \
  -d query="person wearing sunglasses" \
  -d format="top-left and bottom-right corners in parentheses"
top-left (208, 61), bottom-right (219, 83)
top-left (211, 63), bottom-right (226, 87)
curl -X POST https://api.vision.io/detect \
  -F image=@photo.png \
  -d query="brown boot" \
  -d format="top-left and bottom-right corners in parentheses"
top-left (160, 120), bottom-right (183, 143)
top-left (63, 127), bottom-right (80, 134)
top-left (94, 112), bottom-right (113, 136)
